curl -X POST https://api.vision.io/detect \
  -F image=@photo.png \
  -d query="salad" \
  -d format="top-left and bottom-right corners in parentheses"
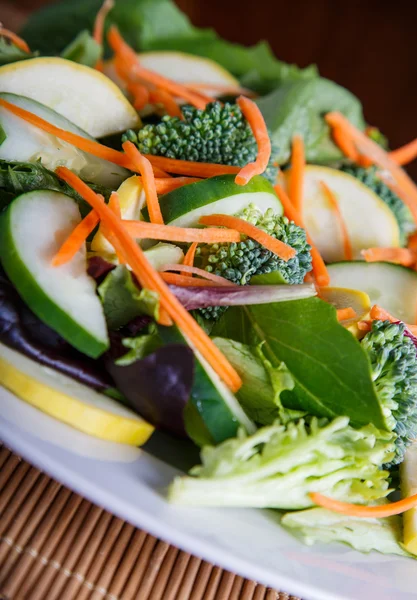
top-left (2, 0), bottom-right (417, 561)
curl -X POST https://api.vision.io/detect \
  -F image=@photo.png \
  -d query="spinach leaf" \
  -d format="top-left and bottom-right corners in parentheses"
top-left (61, 30), bottom-right (101, 67)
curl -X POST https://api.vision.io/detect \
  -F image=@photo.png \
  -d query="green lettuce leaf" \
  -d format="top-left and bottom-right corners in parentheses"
top-left (60, 30), bottom-right (101, 67)
top-left (115, 333), bottom-right (161, 366)
top-left (169, 416), bottom-right (395, 509)
top-left (98, 265), bottom-right (159, 330)
top-left (0, 38), bottom-right (36, 66)
top-left (281, 508), bottom-right (411, 557)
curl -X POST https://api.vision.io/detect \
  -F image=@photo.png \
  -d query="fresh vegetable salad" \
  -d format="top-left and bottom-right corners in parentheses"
top-left (2, 0), bottom-right (417, 560)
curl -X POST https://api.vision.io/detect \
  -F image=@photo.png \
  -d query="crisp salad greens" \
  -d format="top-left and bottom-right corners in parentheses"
top-left (2, 0), bottom-right (417, 563)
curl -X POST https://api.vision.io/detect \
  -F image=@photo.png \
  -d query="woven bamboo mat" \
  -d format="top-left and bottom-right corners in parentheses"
top-left (0, 444), bottom-right (301, 600)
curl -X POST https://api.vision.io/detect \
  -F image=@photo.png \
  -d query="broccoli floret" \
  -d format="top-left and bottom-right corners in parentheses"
top-left (361, 320), bottom-right (417, 467)
top-left (122, 102), bottom-right (279, 184)
top-left (195, 205), bottom-right (312, 320)
top-left (341, 165), bottom-right (414, 245)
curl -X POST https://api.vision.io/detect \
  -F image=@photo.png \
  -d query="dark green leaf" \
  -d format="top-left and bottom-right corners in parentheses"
top-left (61, 30), bottom-right (101, 67)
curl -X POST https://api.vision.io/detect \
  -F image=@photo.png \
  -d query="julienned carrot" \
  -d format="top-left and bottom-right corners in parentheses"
top-left (160, 272), bottom-right (222, 287)
top-left (101, 192), bottom-right (127, 264)
top-left (108, 26), bottom-right (211, 110)
top-left (52, 210), bottom-right (100, 267)
top-left (55, 167), bottom-right (242, 392)
top-left (369, 304), bottom-right (417, 333)
top-left (149, 88), bottom-right (182, 118)
top-left (336, 307), bottom-right (357, 321)
top-left (326, 112), bottom-right (417, 226)
top-left (320, 181), bottom-right (353, 261)
top-left (389, 138), bottom-right (417, 166)
top-left (93, 0), bottom-right (114, 45)
top-left (409, 232), bottom-right (417, 250)
top-left (289, 135), bottom-right (305, 212)
top-left (331, 126), bottom-right (360, 162)
top-left (0, 27), bottom-right (30, 53)
top-left (124, 221), bottom-right (240, 243)
top-left (310, 491), bottom-right (417, 518)
top-left (357, 321), bottom-right (371, 332)
top-left (154, 177), bottom-right (201, 194)
top-left (235, 96), bottom-right (271, 186)
top-left (0, 98), bottom-right (132, 169)
top-left (274, 184), bottom-right (330, 287)
top-left (126, 81), bottom-right (150, 111)
top-left (199, 214), bottom-right (296, 261)
top-left (183, 242), bottom-right (198, 277)
top-left (162, 264), bottom-right (236, 286)
top-left (143, 154), bottom-right (240, 178)
top-left (122, 142), bottom-right (163, 224)
top-left (362, 247), bottom-right (417, 267)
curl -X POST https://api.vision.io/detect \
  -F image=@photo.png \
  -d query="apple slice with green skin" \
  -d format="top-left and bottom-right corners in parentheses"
top-left (285, 166), bottom-right (400, 263)
top-left (327, 261), bottom-right (417, 324)
top-left (0, 93), bottom-right (129, 188)
top-left (142, 174), bottom-right (283, 227)
top-left (0, 190), bottom-right (109, 358)
top-left (104, 51), bottom-right (239, 98)
top-left (0, 57), bottom-right (139, 138)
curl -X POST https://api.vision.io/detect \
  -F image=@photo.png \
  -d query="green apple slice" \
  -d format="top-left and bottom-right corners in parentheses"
top-left (142, 174), bottom-right (283, 227)
top-left (0, 190), bottom-right (109, 358)
top-left (104, 51), bottom-right (239, 98)
top-left (0, 57), bottom-right (139, 137)
top-left (0, 93), bottom-right (129, 188)
top-left (285, 166), bottom-right (400, 263)
top-left (327, 261), bottom-right (417, 323)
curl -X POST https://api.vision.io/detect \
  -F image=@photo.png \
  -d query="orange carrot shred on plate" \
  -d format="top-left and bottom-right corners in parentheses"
top-left (183, 242), bottom-right (198, 277)
top-left (336, 307), bottom-right (357, 321)
top-left (362, 247), bottom-right (417, 267)
top-left (274, 184), bottom-right (330, 287)
top-left (369, 304), bottom-right (417, 333)
top-left (310, 491), bottom-right (417, 518)
top-left (123, 220), bottom-right (240, 243)
top-left (154, 177), bottom-right (201, 194)
top-left (162, 264), bottom-right (237, 286)
top-left (52, 209), bottom-right (100, 267)
top-left (235, 96), bottom-right (271, 186)
top-left (143, 154), bottom-right (240, 178)
top-left (0, 27), bottom-right (30, 53)
top-left (331, 126), bottom-right (360, 162)
top-left (199, 214), bottom-right (295, 261)
top-left (108, 26), bottom-right (211, 110)
top-left (357, 321), bottom-right (371, 332)
top-left (102, 192), bottom-right (127, 264)
top-left (289, 135), bottom-right (305, 212)
top-left (149, 88), bottom-right (182, 118)
top-left (0, 98), bottom-right (133, 169)
top-left (326, 112), bottom-right (417, 227)
top-left (126, 81), bottom-right (150, 111)
top-left (389, 138), bottom-right (417, 166)
top-left (123, 141), bottom-right (164, 224)
top-left (93, 0), bottom-right (114, 45)
top-left (408, 232), bottom-right (417, 250)
top-left (160, 272), bottom-right (224, 287)
top-left (55, 167), bottom-right (242, 391)
top-left (320, 181), bottom-right (353, 261)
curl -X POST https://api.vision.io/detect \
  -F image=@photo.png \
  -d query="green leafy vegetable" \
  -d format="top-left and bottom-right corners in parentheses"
top-left (61, 30), bottom-right (101, 67)
top-left (0, 38), bottom-right (35, 66)
top-left (169, 416), bottom-right (395, 509)
top-left (281, 508), bottom-right (410, 557)
top-left (115, 334), bottom-right (161, 366)
top-left (98, 265), bottom-right (159, 329)
top-left (256, 77), bottom-right (365, 164)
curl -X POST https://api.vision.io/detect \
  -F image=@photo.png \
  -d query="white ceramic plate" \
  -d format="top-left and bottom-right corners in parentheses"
top-left (1, 385), bottom-right (416, 600)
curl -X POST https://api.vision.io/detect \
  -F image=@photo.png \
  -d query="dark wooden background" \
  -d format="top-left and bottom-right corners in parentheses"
top-left (3, 0), bottom-right (417, 176)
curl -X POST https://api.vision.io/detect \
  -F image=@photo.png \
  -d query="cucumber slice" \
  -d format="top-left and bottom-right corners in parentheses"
top-left (288, 166), bottom-right (400, 262)
top-left (0, 190), bottom-right (109, 358)
top-left (0, 93), bottom-right (129, 188)
top-left (143, 174), bottom-right (283, 227)
top-left (159, 326), bottom-right (256, 444)
top-left (327, 261), bottom-right (417, 323)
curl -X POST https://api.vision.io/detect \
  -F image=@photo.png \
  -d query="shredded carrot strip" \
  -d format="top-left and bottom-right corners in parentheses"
top-left (274, 184), bottom-right (330, 287)
top-left (126, 81), bottom-right (150, 111)
top-left (235, 96), bottom-right (271, 186)
top-left (362, 247), bottom-right (417, 267)
top-left (409, 232), bottom-right (417, 250)
top-left (149, 88), bottom-right (182, 118)
top-left (326, 112), bottom-right (417, 227)
top-left (162, 264), bottom-right (236, 286)
top-left (108, 191), bottom-right (121, 218)
top-left (124, 220), bottom-right (240, 243)
top-left (143, 154), bottom-right (240, 178)
top-left (154, 177), bottom-right (201, 194)
top-left (160, 272), bottom-right (222, 287)
top-left (183, 242), bottom-right (198, 277)
top-left (369, 304), bottom-right (417, 333)
top-left (332, 126), bottom-right (360, 162)
top-left (310, 491), bottom-right (417, 518)
top-left (55, 167), bottom-right (242, 392)
top-left (336, 307), bottom-right (357, 321)
top-left (199, 214), bottom-right (295, 261)
top-left (320, 181), bottom-right (353, 260)
top-left (102, 192), bottom-right (127, 264)
top-left (357, 321), bottom-right (371, 332)
top-left (0, 27), bottom-right (30, 53)
top-left (123, 141), bottom-right (163, 224)
top-left (289, 135), bottom-right (305, 212)
top-left (93, 0), bottom-right (114, 45)
top-left (389, 138), bottom-right (417, 166)
top-left (52, 210), bottom-right (100, 267)
top-left (0, 98), bottom-right (133, 169)
top-left (108, 27), bottom-right (211, 110)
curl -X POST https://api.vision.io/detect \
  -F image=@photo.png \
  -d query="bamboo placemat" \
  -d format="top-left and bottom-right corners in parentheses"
top-left (0, 444), bottom-right (300, 600)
